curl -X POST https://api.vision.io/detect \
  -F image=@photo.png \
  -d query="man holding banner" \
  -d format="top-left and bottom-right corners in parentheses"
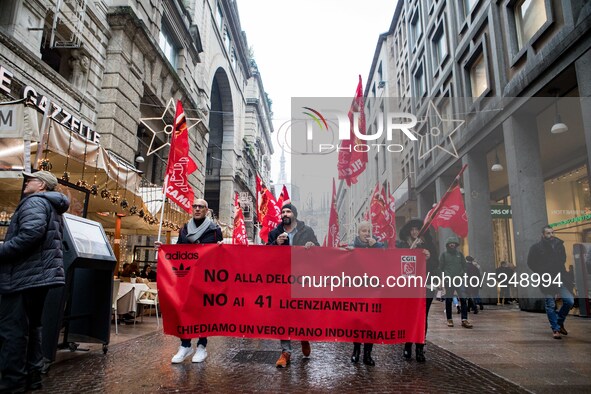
top-left (267, 203), bottom-right (319, 368)
top-left (169, 198), bottom-right (223, 364)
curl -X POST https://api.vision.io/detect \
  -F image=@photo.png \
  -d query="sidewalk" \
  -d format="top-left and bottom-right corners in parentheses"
top-left (426, 302), bottom-right (591, 393)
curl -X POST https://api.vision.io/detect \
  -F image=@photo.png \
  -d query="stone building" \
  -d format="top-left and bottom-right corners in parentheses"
top-left (354, 0), bottom-right (591, 307)
top-left (0, 0), bottom-right (273, 261)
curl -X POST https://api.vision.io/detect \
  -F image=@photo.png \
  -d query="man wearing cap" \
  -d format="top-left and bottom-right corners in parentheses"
top-left (0, 171), bottom-right (69, 393)
top-left (267, 203), bottom-right (319, 368)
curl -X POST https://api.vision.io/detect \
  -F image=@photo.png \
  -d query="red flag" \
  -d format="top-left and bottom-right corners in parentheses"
top-left (338, 75), bottom-right (368, 186)
top-left (277, 185), bottom-right (290, 209)
top-left (232, 193), bottom-right (248, 245)
top-left (256, 176), bottom-right (281, 243)
top-left (369, 183), bottom-right (396, 247)
top-left (428, 186), bottom-right (468, 238)
top-left (326, 178), bottom-right (339, 247)
top-left (165, 100), bottom-right (198, 213)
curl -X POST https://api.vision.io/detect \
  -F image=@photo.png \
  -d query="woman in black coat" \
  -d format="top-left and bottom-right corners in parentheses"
top-left (397, 218), bottom-right (438, 362)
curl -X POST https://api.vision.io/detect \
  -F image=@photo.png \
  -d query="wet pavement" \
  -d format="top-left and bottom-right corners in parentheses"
top-left (41, 333), bottom-right (526, 393)
top-left (35, 304), bottom-right (591, 393)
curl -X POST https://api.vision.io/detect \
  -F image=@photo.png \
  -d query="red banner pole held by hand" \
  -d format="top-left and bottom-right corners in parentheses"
top-left (411, 164), bottom-right (468, 249)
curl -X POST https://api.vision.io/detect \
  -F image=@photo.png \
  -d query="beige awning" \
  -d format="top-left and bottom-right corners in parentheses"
top-left (0, 105), bottom-right (190, 234)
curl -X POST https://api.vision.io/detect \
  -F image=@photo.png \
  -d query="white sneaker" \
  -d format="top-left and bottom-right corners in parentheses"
top-left (192, 344), bottom-right (208, 363)
top-left (171, 346), bottom-right (193, 364)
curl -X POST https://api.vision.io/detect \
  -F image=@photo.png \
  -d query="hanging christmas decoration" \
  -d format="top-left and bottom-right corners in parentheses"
top-left (76, 139), bottom-right (89, 189)
top-left (38, 119), bottom-right (53, 171)
top-left (120, 165), bottom-right (130, 210)
top-left (110, 159), bottom-right (121, 205)
top-left (62, 129), bottom-right (74, 183)
top-left (90, 143), bottom-right (100, 196)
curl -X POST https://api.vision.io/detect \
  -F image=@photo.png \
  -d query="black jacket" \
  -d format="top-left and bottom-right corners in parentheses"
top-left (267, 220), bottom-right (320, 246)
top-left (177, 219), bottom-right (223, 245)
top-left (397, 219), bottom-right (439, 276)
top-left (527, 236), bottom-right (566, 294)
top-left (0, 192), bottom-right (70, 294)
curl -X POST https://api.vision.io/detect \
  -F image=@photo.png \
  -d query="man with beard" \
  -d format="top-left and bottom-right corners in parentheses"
top-left (527, 226), bottom-right (573, 339)
top-left (267, 203), bottom-right (319, 368)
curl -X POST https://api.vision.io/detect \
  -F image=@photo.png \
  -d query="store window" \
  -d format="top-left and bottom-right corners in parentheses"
top-left (515, 0), bottom-right (547, 49)
top-left (546, 165), bottom-right (591, 273)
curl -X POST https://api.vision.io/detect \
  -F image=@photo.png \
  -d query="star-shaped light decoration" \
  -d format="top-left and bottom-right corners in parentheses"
top-left (414, 100), bottom-right (464, 160)
top-left (139, 98), bottom-right (202, 157)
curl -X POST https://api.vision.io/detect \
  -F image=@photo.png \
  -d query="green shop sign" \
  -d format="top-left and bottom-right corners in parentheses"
top-left (491, 205), bottom-right (512, 218)
top-left (549, 213), bottom-right (591, 228)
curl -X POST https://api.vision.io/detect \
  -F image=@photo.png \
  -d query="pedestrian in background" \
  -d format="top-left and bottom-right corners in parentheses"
top-left (495, 261), bottom-right (514, 304)
top-left (527, 226), bottom-right (573, 339)
top-left (158, 198), bottom-right (223, 364)
top-left (0, 171), bottom-right (69, 393)
top-left (267, 203), bottom-right (319, 368)
top-left (397, 218), bottom-right (438, 362)
top-left (439, 236), bottom-right (473, 329)
top-left (465, 256), bottom-right (483, 313)
top-left (349, 221), bottom-right (384, 366)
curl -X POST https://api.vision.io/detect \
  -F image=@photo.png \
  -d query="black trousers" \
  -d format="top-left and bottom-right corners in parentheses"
top-left (0, 287), bottom-right (49, 384)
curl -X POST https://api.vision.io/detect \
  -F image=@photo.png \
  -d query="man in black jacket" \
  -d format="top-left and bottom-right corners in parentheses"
top-left (267, 203), bottom-right (319, 368)
top-left (0, 171), bottom-right (69, 393)
top-left (527, 225), bottom-right (574, 339)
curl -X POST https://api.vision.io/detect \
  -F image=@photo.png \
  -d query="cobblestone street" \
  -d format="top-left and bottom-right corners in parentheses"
top-left (37, 303), bottom-right (591, 393)
top-left (41, 333), bottom-right (528, 393)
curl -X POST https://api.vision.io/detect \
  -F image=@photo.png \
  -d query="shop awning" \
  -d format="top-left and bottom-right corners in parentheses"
top-left (0, 102), bottom-right (189, 234)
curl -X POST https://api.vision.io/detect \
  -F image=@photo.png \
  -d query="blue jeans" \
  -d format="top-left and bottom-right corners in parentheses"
top-left (445, 286), bottom-right (468, 320)
top-left (545, 286), bottom-right (574, 332)
top-left (180, 338), bottom-right (207, 348)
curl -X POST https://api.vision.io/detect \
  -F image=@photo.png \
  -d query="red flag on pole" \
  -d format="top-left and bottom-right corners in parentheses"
top-left (256, 175), bottom-right (281, 243)
top-left (277, 185), bottom-right (290, 209)
top-left (338, 75), bottom-right (368, 186)
top-left (369, 183), bottom-right (396, 247)
top-left (232, 193), bottom-right (248, 245)
top-left (325, 178), bottom-right (340, 247)
top-left (165, 100), bottom-right (198, 213)
top-left (427, 185), bottom-right (468, 238)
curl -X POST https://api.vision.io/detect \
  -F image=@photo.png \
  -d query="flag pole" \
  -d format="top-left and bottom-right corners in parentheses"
top-left (156, 174), bottom-right (169, 243)
top-left (411, 164), bottom-right (468, 249)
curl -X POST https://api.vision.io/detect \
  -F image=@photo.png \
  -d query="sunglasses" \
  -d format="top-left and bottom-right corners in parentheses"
top-left (192, 204), bottom-right (206, 209)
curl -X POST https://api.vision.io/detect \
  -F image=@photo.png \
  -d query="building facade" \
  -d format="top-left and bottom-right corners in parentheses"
top-left (0, 0), bottom-right (273, 263)
top-left (361, 0), bottom-right (591, 307)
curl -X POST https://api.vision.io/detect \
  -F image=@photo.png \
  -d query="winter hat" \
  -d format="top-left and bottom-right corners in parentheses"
top-left (281, 203), bottom-right (298, 218)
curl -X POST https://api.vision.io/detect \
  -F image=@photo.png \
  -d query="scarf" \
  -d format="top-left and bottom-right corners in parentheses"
top-left (186, 217), bottom-right (213, 243)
